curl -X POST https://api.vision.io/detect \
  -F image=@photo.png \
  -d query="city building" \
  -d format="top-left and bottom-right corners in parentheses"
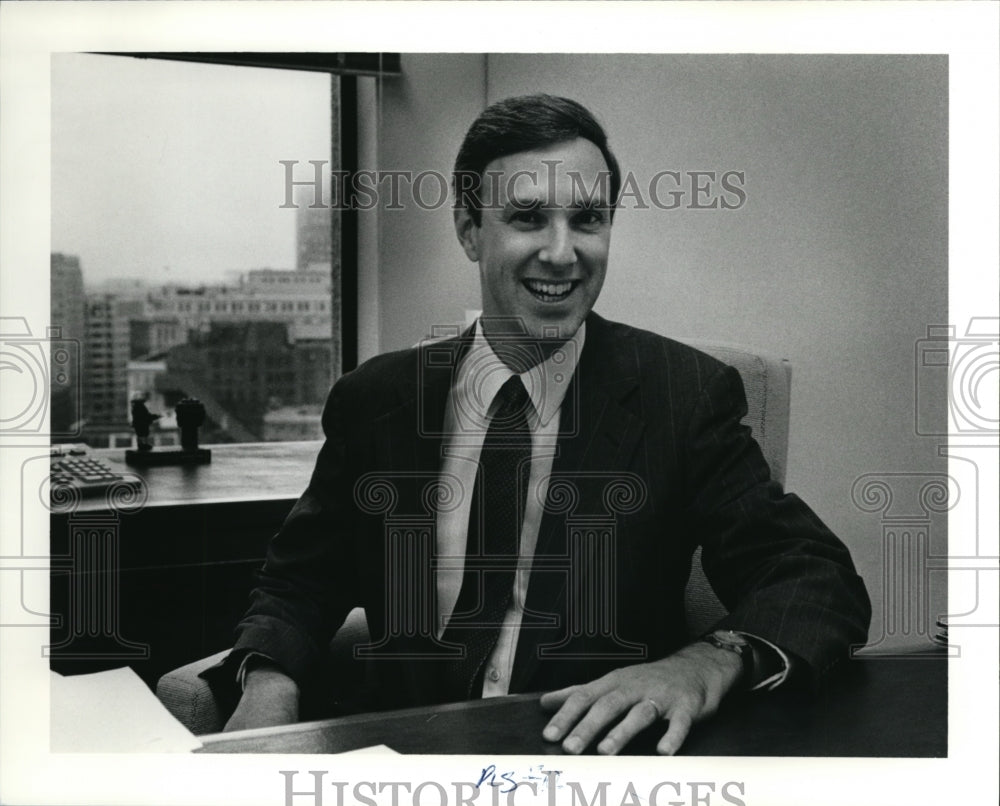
top-left (157, 321), bottom-right (333, 443)
top-left (83, 295), bottom-right (142, 421)
top-left (295, 184), bottom-right (336, 273)
top-left (142, 268), bottom-right (333, 342)
top-left (52, 252), bottom-right (338, 446)
top-left (130, 317), bottom-right (186, 359)
top-left (50, 253), bottom-right (86, 436)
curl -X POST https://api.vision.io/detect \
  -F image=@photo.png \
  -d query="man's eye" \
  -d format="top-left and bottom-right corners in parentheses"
top-left (509, 210), bottom-right (544, 226)
top-left (574, 209), bottom-right (607, 228)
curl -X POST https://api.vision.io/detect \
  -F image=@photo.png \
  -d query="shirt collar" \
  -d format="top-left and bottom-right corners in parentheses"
top-left (453, 319), bottom-right (586, 428)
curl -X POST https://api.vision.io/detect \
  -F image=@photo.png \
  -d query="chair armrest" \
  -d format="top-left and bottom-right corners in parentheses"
top-left (155, 608), bottom-right (372, 734)
top-left (155, 649), bottom-right (230, 736)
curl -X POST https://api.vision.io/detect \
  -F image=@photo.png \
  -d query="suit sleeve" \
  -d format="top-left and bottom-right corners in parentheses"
top-left (202, 380), bottom-right (359, 696)
top-left (683, 363), bottom-right (872, 688)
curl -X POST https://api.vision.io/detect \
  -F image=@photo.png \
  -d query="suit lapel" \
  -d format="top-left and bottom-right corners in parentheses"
top-left (373, 329), bottom-right (475, 477)
top-left (367, 329), bottom-right (475, 701)
top-left (510, 313), bottom-right (646, 691)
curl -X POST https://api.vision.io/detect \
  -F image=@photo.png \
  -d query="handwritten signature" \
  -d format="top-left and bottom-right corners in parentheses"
top-left (475, 764), bottom-right (563, 795)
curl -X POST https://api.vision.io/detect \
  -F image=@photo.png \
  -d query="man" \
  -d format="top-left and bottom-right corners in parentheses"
top-left (213, 94), bottom-right (871, 755)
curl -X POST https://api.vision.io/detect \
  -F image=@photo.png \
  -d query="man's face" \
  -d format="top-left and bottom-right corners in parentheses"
top-left (455, 137), bottom-right (612, 346)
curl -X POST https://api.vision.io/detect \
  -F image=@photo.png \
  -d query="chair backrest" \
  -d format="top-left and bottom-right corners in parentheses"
top-left (679, 340), bottom-right (792, 636)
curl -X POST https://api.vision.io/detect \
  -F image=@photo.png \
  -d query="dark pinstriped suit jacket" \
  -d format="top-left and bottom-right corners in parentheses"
top-left (223, 312), bottom-right (871, 710)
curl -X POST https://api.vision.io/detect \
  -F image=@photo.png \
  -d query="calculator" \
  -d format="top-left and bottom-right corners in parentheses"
top-left (50, 447), bottom-right (135, 498)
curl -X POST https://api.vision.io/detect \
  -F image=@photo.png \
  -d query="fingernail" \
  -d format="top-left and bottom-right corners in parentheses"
top-left (543, 725), bottom-right (559, 741)
top-left (597, 740), bottom-right (615, 755)
top-left (564, 736), bottom-right (582, 753)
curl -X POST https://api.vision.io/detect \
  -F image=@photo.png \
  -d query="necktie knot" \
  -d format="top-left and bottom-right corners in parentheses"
top-left (492, 375), bottom-right (531, 430)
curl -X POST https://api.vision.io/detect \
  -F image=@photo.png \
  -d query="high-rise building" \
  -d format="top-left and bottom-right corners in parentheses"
top-left (83, 294), bottom-right (142, 431)
top-left (50, 253), bottom-right (86, 436)
top-left (295, 185), bottom-right (336, 273)
top-left (51, 253), bottom-right (85, 340)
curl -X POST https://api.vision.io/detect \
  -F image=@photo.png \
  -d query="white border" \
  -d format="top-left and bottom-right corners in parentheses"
top-left (1, 3), bottom-right (997, 806)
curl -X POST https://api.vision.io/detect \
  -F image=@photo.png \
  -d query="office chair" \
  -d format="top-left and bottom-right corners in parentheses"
top-left (155, 340), bottom-right (792, 734)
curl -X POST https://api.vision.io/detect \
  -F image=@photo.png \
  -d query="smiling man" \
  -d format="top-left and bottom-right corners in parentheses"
top-left (215, 94), bottom-right (871, 755)
top-left (454, 135), bottom-right (611, 349)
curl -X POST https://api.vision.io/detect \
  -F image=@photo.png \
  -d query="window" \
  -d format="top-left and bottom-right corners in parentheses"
top-left (50, 53), bottom-right (341, 446)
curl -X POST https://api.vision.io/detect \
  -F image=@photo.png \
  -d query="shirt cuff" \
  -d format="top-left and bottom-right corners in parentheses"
top-left (734, 631), bottom-right (792, 691)
top-left (236, 651), bottom-right (276, 692)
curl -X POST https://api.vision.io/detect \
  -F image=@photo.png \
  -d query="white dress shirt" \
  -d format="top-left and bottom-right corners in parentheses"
top-left (436, 320), bottom-right (585, 696)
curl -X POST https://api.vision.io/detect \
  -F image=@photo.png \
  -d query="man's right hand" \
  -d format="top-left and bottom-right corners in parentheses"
top-left (223, 663), bottom-right (300, 732)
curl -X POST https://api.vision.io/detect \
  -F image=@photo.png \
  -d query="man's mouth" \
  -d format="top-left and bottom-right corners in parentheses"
top-left (523, 279), bottom-right (579, 303)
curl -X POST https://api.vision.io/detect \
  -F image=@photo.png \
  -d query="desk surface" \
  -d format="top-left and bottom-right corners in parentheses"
top-left (198, 653), bottom-right (947, 757)
top-left (85, 441), bottom-right (317, 511)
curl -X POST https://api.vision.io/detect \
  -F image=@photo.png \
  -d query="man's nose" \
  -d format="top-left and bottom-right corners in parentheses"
top-left (538, 222), bottom-right (576, 268)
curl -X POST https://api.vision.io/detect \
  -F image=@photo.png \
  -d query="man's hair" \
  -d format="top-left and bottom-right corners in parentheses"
top-left (452, 94), bottom-right (621, 226)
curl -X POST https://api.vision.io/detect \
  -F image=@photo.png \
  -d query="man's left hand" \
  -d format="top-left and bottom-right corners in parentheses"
top-left (539, 641), bottom-right (744, 755)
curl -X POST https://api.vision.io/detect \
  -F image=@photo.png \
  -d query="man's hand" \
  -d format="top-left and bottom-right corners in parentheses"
top-left (539, 641), bottom-right (743, 755)
top-left (223, 664), bottom-right (300, 733)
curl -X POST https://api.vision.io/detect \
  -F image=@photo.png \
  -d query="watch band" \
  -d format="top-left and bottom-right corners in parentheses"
top-left (700, 629), bottom-right (754, 685)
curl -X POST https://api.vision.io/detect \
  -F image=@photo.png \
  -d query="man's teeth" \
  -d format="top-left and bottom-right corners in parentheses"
top-left (525, 280), bottom-right (574, 297)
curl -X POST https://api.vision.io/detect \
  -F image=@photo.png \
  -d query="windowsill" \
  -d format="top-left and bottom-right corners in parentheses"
top-left (79, 441), bottom-right (322, 512)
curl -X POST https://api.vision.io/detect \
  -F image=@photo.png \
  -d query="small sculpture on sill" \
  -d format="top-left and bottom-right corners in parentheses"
top-left (176, 397), bottom-right (207, 451)
top-left (125, 397), bottom-right (211, 467)
top-left (130, 396), bottom-right (161, 452)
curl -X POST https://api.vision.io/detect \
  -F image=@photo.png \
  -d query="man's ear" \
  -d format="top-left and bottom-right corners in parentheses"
top-left (453, 207), bottom-right (480, 263)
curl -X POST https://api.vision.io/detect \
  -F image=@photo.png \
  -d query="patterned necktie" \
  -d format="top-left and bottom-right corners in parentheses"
top-left (441, 375), bottom-right (531, 699)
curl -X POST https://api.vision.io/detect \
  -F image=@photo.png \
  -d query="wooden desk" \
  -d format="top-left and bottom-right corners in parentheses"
top-left (197, 653), bottom-right (947, 757)
top-left (49, 442), bottom-right (319, 687)
top-left (74, 441), bottom-right (320, 511)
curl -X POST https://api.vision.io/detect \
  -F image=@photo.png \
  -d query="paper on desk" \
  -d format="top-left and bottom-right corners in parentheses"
top-left (335, 744), bottom-right (400, 756)
top-left (51, 668), bottom-right (202, 753)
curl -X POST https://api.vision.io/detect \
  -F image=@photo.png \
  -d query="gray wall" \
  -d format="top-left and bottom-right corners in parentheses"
top-left (366, 54), bottom-right (949, 648)
top-left (363, 54), bottom-right (486, 356)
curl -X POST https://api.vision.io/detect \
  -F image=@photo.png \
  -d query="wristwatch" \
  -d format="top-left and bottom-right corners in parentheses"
top-left (700, 629), bottom-right (754, 685)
